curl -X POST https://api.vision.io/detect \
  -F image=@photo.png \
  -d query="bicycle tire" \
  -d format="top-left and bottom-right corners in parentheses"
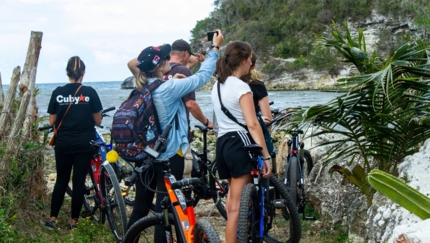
top-left (237, 183), bottom-right (259, 242)
top-left (124, 213), bottom-right (221, 243)
top-left (66, 171), bottom-right (103, 223)
top-left (100, 163), bottom-right (128, 242)
top-left (286, 156), bottom-right (299, 208)
top-left (268, 175), bottom-right (302, 243)
top-left (302, 149), bottom-right (313, 175)
top-left (209, 161), bottom-right (228, 219)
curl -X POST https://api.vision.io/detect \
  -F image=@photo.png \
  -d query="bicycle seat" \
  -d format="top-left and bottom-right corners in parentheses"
top-left (242, 144), bottom-right (263, 154)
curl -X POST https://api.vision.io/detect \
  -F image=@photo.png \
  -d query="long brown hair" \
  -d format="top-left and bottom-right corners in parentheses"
top-left (66, 56), bottom-right (85, 82)
top-left (241, 52), bottom-right (258, 83)
top-left (215, 41), bottom-right (252, 84)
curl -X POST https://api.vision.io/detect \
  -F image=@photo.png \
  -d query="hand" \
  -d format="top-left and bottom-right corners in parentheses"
top-left (195, 51), bottom-right (206, 62)
top-left (262, 159), bottom-right (272, 178)
top-left (172, 73), bottom-right (186, 79)
top-left (207, 121), bottom-right (213, 129)
top-left (261, 116), bottom-right (272, 124)
top-left (212, 29), bottom-right (224, 48)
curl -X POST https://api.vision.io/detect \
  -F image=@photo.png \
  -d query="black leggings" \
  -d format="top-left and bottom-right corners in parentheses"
top-left (50, 150), bottom-right (92, 220)
top-left (127, 154), bottom-right (184, 235)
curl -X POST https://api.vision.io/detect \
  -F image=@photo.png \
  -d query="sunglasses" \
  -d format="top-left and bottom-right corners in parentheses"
top-left (164, 55), bottom-right (171, 61)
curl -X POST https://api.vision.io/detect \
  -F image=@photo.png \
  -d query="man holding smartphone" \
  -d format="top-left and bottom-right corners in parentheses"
top-left (164, 39), bottom-right (213, 177)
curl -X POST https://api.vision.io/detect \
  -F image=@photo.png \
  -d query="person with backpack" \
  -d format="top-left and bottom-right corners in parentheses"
top-left (45, 56), bottom-right (103, 230)
top-left (211, 41), bottom-right (272, 243)
top-left (164, 39), bottom-right (213, 177)
top-left (124, 30), bottom-right (224, 235)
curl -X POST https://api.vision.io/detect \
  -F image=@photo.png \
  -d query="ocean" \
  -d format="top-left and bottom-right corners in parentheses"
top-left (11, 81), bottom-right (343, 131)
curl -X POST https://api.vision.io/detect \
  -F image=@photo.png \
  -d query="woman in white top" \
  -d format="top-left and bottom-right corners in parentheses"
top-left (211, 41), bottom-right (271, 243)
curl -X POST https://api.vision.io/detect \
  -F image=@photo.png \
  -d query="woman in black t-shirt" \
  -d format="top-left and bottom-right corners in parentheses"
top-left (45, 56), bottom-right (103, 230)
top-left (242, 53), bottom-right (274, 152)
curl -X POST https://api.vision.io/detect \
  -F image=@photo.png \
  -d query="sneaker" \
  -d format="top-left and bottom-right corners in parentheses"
top-left (44, 221), bottom-right (58, 230)
top-left (69, 224), bottom-right (77, 230)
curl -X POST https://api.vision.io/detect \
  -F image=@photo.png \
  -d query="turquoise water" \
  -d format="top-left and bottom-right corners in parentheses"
top-left (23, 81), bottom-right (343, 129)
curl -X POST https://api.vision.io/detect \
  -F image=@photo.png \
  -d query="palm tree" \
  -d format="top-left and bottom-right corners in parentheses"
top-left (292, 21), bottom-right (430, 205)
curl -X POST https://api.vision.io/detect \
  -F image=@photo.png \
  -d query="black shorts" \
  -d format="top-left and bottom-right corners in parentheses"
top-left (216, 131), bottom-right (254, 179)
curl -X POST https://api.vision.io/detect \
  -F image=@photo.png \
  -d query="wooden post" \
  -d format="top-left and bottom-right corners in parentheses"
top-left (0, 72), bottom-right (4, 105)
top-left (19, 31), bottom-right (42, 97)
top-left (6, 91), bottom-right (31, 155)
top-left (0, 67), bottom-right (20, 136)
top-left (21, 68), bottom-right (37, 144)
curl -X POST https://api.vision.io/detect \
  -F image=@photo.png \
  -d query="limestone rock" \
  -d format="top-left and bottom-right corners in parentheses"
top-left (121, 76), bottom-right (135, 89)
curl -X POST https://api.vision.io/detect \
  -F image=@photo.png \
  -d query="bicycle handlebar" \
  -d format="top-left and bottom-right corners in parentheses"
top-left (101, 106), bottom-right (115, 115)
top-left (171, 178), bottom-right (201, 190)
top-left (39, 125), bottom-right (53, 131)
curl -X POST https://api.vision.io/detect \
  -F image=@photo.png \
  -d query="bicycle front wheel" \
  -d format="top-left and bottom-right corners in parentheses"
top-left (124, 213), bottom-right (221, 243)
top-left (100, 162), bottom-right (128, 242)
top-left (209, 161), bottom-right (228, 219)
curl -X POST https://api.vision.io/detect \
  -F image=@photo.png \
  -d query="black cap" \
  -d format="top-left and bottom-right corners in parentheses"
top-left (171, 39), bottom-right (194, 56)
top-left (137, 44), bottom-right (171, 72)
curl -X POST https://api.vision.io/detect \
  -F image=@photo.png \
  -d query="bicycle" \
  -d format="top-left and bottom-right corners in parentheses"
top-left (268, 106), bottom-right (315, 220)
top-left (237, 144), bottom-right (302, 243)
top-left (40, 107), bottom-right (128, 242)
top-left (123, 124), bottom-right (220, 243)
top-left (190, 124), bottom-right (229, 219)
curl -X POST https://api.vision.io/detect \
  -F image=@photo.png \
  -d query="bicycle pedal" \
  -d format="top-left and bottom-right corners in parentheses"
top-left (272, 199), bottom-right (286, 209)
top-left (80, 210), bottom-right (92, 219)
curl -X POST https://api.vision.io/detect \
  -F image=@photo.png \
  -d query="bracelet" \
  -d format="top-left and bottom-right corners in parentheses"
top-left (263, 156), bottom-right (271, 161)
top-left (204, 118), bottom-right (210, 126)
top-left (211, 45), bottom-right (220, 50)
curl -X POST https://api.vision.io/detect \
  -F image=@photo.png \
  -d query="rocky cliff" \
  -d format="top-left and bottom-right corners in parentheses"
top-left (121, 11), bottom-right (424, 91)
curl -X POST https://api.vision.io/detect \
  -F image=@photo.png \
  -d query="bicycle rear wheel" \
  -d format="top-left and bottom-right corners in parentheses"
top-left (237, 183), bottom-right (260, 242)
top-left (100, 163), bottom-right (128, 242)
top-left (267, 175), bottom-right (302, 243)
top-left (124, 213), bottom-right (220, 243)
top-left (286, 156), bottom-right (299, 208)
top-left (66, 171), bottom-right (103, 222)
top-left (209, 161), bottom-right (228, 219)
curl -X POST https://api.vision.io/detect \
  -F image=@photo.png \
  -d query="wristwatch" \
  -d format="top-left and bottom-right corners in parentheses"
top-left (204, 118), bottom-right (210, 126)
top-left (263, 156), bottom-right (271, 161)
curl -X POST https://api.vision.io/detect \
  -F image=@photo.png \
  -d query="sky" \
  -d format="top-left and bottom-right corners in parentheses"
top-left (0, 0), bottom-right (215, 84)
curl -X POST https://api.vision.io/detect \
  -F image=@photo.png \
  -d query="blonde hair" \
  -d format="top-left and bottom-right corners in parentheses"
top-left (250, 69), bottom-right (262, 82)
top-left (135, 72), bottom-right (148, 88)
top-left (134, 58), bottom-right (169, 88)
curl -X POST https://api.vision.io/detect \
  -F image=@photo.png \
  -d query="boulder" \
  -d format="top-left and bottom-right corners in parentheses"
top-left (365, 138), bottom-right (430, 242)
top-left (121, 76), bottom-right (135, 89)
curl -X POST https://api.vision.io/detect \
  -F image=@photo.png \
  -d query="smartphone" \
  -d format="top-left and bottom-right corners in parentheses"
top-left (207, 31), bottom-right (219, 42)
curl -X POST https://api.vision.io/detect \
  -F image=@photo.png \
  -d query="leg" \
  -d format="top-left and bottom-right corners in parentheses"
top-left (154, 154), bottom-right (184, 242)
top-left (225, 174), bottom-right (252, 243)
top-left (127, 166), bottom-right (157, 229)
top-left (70, 151), bottom-right (93, 225)
top-left (49, 150), bottom-right (74, 221)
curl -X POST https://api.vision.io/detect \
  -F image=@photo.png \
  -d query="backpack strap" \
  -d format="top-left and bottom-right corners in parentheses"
top-left (217, 81), bottom-right (248, 130)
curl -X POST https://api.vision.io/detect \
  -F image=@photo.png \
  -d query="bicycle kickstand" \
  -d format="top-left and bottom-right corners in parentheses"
top-left (207, 191), bottom-right (221, 219)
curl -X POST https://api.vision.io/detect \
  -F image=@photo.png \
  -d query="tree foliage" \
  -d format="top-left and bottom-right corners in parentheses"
top-left (290, 22), bottom-right (430, 205)
top-left (190, 0), bottom-right (430, 70)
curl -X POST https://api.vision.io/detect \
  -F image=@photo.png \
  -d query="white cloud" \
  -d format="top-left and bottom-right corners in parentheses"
top-left (0, 0), bottom-right (214, 84)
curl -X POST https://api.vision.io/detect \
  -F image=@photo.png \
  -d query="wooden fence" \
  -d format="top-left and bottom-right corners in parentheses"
top-left (0, 31), bottom-right (43, 193)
